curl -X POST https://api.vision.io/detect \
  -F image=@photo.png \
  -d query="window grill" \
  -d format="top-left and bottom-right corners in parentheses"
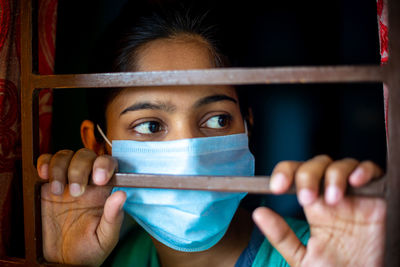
top-left (2, 0), bottom-right (398, 265)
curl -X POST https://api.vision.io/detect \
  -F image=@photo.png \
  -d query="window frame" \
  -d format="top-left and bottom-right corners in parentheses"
top-left (5, 0), bottom-right (399, 265)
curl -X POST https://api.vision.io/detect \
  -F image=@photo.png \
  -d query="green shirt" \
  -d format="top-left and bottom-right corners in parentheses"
top-left (106, 217), bottom-right (309, 267)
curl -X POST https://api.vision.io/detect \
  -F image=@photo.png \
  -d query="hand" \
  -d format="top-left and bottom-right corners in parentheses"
top-left (267, 155), bottom-right (383, 206)
top-left (253, 155), bottom-right (386, 266)
top-left (37, 148), bottom-right (126, 265)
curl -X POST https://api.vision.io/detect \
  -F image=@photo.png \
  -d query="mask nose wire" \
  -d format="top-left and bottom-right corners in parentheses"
top-left (96, 124), bottom-right (113, 148)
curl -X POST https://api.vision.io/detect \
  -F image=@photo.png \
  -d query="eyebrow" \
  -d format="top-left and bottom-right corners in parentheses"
top-left (194, 94), bottom-right (237, 108)
top-left (119, 94), bottom-right (237, 116)
top-left (120, 102), bottom-right (176, 116)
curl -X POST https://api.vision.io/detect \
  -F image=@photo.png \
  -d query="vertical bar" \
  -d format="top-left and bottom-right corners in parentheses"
top-left (20, 0), bottom-right (41, 265)
top-left (384, 0), bottom-right (400, 265)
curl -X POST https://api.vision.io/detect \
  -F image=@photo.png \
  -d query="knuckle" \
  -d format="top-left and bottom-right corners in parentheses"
top-left (325, 165), bottom-right (340, 178)
top-left (68, 167), bottom-right (85, 180)
top-left (38, 153), bottom-right (52, 161)
top-left (97, 155), bottom-right (116, 169)
top-left (362, 160), bottom-right (374, 168)
top-left (361, 160), bottom-right (382, 175)
top-left (276, 161), bottom-right (296, 171)
top-left (68, 161), bottom-right (93, 183)
top-left (94, 155), bottom-right (108, 167)
top-left (77, 147), bottom-right (91, 153)
top-left (37, 154), bottom-right (52, 166)
top-left (276, 224), bottom-right (291, 245)
top-left (342, 157), bottom-right (359, 166)
top-left (77, 147), bottom-right (96, 157)
top-left (55, 149), bottom-right (74, 156)
top-left (50, 164), bottom-right (66, 180)
top-left (316, 154), bottom-right (332, 163)
top-left (51, 150), bottom-right (73, 165)
top-left (295, 169), bottom-right (312, 181)
top-left (325, 164), bottom-right (339, 176)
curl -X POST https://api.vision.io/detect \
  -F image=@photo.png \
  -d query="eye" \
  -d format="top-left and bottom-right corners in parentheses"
top-left (133, 121), bottom-right (162, 134)
top-left (204, 114), bottom-right (231, 129)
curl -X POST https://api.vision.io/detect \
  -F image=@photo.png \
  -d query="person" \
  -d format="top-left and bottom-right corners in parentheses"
top-left (36, 5), bottom-right (386, 267)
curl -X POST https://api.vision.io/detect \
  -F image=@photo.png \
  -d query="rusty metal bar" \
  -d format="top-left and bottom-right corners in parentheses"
top-left (20, 0), bottom-right (35, 263)
top-left (87, 173), bottom-right (387, 197)
top-left (20, 0), bottom-right (43, 265)
top-left (31, 65), bottom-right (386, 89)
top-left (384, 0), bottom-right (400, 265)
top-left (0, 258), bottom-right (28, 266)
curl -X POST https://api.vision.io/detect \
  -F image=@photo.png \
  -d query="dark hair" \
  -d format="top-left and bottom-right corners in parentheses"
top-left (113, 8), bottom-right (226, 72)
top-left (87, 3), bottom-right (248, 142)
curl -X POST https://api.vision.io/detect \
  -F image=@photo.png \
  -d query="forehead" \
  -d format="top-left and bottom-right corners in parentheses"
top-left (106, 35), bottom-right (234, 114)
top-left (134, 35), bottom-right (215, 71)
top-left (113, 85), bottom-right (237, 104)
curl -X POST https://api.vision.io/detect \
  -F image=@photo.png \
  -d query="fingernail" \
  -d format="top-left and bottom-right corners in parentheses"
top-left (252, 208), bottom-right (263, 223)
top-left (270, 173), bottom-right (287, 192)
top-left (325, 185), bottom-right (342, 205)
top-left (51, 181), bottom-right (64, 195)
top-left (69, 183), bottom-right (82, 197)
top-left (94, 168), bottom-right (107, 184)
top-left (298, 189), bottom-right (315, 206)
top-left (349, 167), bottom-right (364, 184)
top-left (40, 164), bottom-right (48, 178)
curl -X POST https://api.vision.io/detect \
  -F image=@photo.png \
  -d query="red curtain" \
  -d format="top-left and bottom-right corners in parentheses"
top-left (377, 0), bottom-right (389, 135)
top-left (0, 0), bottom-right (22, 256)
top-left (0, 0), bottom-right (57, 256)
top-left (38, 0), bottom-right (57, 154)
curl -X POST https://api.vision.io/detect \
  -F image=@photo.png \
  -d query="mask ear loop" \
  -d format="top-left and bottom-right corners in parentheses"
top-left (96, 124), bottom-right (113, 148)
top-left (244, 120), bottom-right (248, 135)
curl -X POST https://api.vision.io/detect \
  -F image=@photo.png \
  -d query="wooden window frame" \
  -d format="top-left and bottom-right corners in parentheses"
top-left (2, 0), bottom-right (398, 265)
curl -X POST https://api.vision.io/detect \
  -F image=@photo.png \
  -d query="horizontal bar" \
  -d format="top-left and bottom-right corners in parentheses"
top-left (91, 173), bottom-right (386, 197)
top-left (0, 258), bottom-right (27, 266)
top-left (32, 65), bottom-right (386, 89)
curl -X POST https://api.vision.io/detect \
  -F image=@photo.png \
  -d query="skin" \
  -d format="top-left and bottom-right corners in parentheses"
top-left (37, 34), bottom-right (385, 266)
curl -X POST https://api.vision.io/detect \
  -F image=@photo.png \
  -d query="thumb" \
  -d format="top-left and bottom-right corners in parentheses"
top-left (96, 191), bottom-right (126, 253)
top-left (253, 207), bottom-right (306, 266)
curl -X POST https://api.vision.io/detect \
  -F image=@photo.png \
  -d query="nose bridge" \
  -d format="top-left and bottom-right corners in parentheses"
top-left (166, 117), bottom-right (200, 141)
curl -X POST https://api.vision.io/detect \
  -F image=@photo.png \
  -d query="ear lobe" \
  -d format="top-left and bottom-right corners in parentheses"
top-left (80, 120), bottom-right (105, 155)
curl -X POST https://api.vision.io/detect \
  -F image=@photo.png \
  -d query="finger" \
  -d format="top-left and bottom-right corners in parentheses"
top-left (67, 148), bottom-right (97, 197)
top-left (324, 158), bottom-right (358, 205)
top-left (92, 155), bottom-right (118, 185)
top-left (49, 150), bottom-right (74, 195)
top-left (37, 154), bottom-right (53, 180)
top-left (270, 161), bottom-right (302, 194)
top-left (349, 160), bottom-right (383, 187)
top-left (253, 207), bottom-right (306, 266)
top-left (96, 191), bottom-right (126, 253)
top-left (296, 155), bottom-right (332, 206)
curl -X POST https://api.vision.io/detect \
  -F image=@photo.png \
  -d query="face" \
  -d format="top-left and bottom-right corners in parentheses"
top-left (104, 35), bottom-right (245, 148)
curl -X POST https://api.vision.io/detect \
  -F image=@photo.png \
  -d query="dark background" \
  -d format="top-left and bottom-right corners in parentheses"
top-left (52, 0), bottom-right (387, 215)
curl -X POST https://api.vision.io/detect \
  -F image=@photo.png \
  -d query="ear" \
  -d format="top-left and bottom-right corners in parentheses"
top-left (80, 120), bottom-right (106, 155)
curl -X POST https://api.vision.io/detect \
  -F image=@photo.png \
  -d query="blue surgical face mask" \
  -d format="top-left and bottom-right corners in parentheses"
top-left (100, 127), bottom-right (255, 252)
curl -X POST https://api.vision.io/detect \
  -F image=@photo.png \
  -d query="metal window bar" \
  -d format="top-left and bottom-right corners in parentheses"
top-left (4, 0), bottom-right (397, 265)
